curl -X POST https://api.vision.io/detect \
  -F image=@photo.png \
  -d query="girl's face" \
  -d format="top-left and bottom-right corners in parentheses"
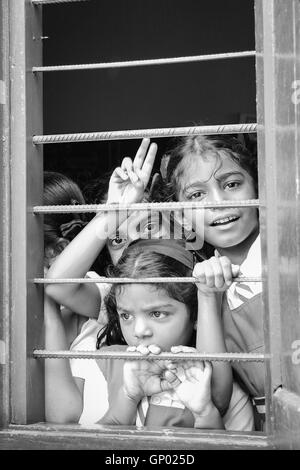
top-left (176, 152), bottom-right (258, 250)
top-left (106, 210), bottom-right (173, 265)
top-left (116, 284), bottom-right (194, 350)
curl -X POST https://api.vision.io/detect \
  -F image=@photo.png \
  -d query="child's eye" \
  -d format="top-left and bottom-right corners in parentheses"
top-left (109, 236), bottom-right (127, 248)
top-left (139, 215), bottom-right (162, 236)
top-left (224, 181), bottom-right (241, 190)
top-left (188, 191), bottom-right (205, 200)
top-left (150, 311), bottom-right (168, 319)
top-left (141, 221), bottom-right (159, 235)
top-left (119, 312), bottom-right (132, 321)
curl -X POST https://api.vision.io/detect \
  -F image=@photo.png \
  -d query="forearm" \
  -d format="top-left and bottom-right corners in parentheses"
top-left (46, 212), bottom-right (108, 301)
top-left (46, 210), bottom-right (129, 316)
top-left (196, 292), bottom-right (232, 413)
top-left (98, 387), bottom-right (139, 425)
top-left (193, 402), bottom-right (225, 430)
top-left (44, 297), bottom-right (83, 423)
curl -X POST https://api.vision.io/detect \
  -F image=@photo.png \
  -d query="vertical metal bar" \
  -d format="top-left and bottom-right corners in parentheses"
top-left (10, 0), bottom-right (44, 424)
top-left (276, 0), bottom-right (300, 398)
top-left (295, 2), bottom-right (300, 378)
top-left (255, 0), bottom-right (300, 446)
top-left (0, 0), bottom-right (11, 429)
top-left (255, 0), bottom-right (279, 438)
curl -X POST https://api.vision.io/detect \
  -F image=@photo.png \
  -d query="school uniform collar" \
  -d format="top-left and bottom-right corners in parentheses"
top-left (222, 234), bottom-right (262, 310)
top-left (239, 234), bottom-right (261, 278)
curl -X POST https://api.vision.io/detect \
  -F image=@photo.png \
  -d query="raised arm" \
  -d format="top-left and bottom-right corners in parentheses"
top-left (193, 255), bottom-right (240, 414)
top-left (45, 138), bottom-right (157, 317)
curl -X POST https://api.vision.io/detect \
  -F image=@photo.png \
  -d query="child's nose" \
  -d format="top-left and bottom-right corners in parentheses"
top-left (209, 186), bottom-right (227, 202)
top-left (133, 318), bottom-right (152, 338)
top-left (209, 187), bottom-right (230, 210)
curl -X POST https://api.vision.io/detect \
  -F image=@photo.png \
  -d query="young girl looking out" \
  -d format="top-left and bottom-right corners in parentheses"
top-left (163, 135), bottom-right (269, 428)
top-left (96, 238), bottom-right (254, 430)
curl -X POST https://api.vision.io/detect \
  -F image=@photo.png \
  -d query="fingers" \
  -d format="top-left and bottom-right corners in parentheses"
top-left (193, 260), bottom-right (215, 288)
top-left (113, 166), bottom-right (129, 181)
top-left (218, 256), bottom-right (235, 286)
top-left (136, 344), bottom-right (150, 355)
top-left (171, 345), bottom-right (197, 354)
top-left (140, 142), bottom-right (157, 177)
top-left (133, 138), bottom-right (157, 171)
top-left (128, 171), bottom-right (142, 187)
top-left (134, 142), bottom-right (157, 188)
top-left (169, 346), bottom-right (200, 377)
top-left (126, 344), bottom-right (149, 355)
top-left (192, 360), bottom-right (204, 372)
top-left (148, 344), bottom-right (161, 355)
top-left (210, 256), bottom-right (229, 288)
top-left (120, 157), bottom-right (141, 186)
top-left (162, 369), bottom-right (182, 390)
top-left (192, 262), bottom-right (207, 285)
top-left (193, 256), bottom-right (240, 289)
top-left (203, 361), bottom-right (213, 379)
top-left (133, 138), bottom-right (151, 171)
top-left (203, 260), bottom-right (216, 288)
top-left (214, 250), bottom-right (240, 279)
top-left (113, 140), bottom-right (157, 200)
top-left (232, 264), bottom-right (240, 277)
top-left (121, 157), bottom-right (133, 174)
top-left (127, 344), bottom-right (162, 355)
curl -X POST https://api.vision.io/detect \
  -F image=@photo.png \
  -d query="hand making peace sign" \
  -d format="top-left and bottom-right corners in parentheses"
top-left (107, 138), bottom-right (158, 205)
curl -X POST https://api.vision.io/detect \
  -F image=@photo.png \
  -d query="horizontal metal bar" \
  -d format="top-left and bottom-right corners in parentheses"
top-left (33, 276), bottom-right (262, 284)
top-left (32, 0), bottom-right (89, 5)
top-left (3, 423), bottom-right (273, 450)
top-left (32, 51), bottom-right (256, 73)
top-left (33, 350), bottom-right (269, 362)
top-left (32, 123), bottom-right (257, 145)
top-left (33, 199), bottom-right (260, 214)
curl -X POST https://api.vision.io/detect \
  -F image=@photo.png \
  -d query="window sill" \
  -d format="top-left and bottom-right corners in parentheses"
top-left (0, 423), bottom-right (273, 450)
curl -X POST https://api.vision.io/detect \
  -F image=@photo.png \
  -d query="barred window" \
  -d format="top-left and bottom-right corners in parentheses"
top-left (0, 0), bottom-right (300, 450)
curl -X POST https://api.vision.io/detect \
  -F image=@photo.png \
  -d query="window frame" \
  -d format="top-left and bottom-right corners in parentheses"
top-left (255, 0), bottom-right (300, 448)
top-left (0, 0), bottom-right (10, 432)
top-left (1, 0), bottom-right (300, 450)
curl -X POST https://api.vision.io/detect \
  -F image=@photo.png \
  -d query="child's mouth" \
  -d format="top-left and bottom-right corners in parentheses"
top-left (210, 215), bottom-right (240, 227)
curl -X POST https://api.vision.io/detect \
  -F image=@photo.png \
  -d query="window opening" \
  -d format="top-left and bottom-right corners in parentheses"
top-left (1, 0), bottom-right (299, 450)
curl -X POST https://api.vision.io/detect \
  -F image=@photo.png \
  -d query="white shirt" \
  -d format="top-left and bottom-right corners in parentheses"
top-left (70, 271), bottom-right (110, 425)
top-left (225, 235), bottom-right (262, 310)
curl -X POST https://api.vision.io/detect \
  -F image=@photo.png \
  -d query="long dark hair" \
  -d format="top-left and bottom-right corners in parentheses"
top-left (43, 172), bottom-right (86, 265)
top-left (96, 240), bottom-right (198, 348)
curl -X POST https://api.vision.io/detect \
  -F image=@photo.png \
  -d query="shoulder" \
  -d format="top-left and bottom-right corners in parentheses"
top-left (70, 318), bottom-right (102, 351)
top-left (86, 271), bottom-right (111, 296)
top-left (96, 344), bottom-right (128, 378)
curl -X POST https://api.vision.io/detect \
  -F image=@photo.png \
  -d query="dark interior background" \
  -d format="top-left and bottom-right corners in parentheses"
top-left (43, 0), bottom-right (256, 197)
